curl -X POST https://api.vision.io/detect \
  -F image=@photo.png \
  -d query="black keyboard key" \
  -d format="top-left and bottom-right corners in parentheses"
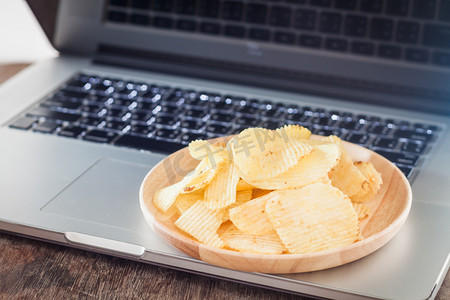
top-left (33, 120), bottom-right (59, 133)
top-left (345, 15), bottom-right (368, 37)
top-left (386, 0), bottom-right (409, 16)
top-left (432, 51), bottom-right (450, 67)
top-left (396, 21), bottom-right (420, 44)
top-left (175, 0), bottom-right (196, 15)
top-left (198, 0), bottom-right (220, 18)
top-left (246, 3), bottom-right (268, 24)
top-left (343, 132), bottom-right (370, 145)
top-left (335, 0), bottom-right (356, 10)
top-left (314, 128), bottom-right (344, 137)
top-left (180, 132), bottom-right (209, 144)
top-left (205, 124), bottom-right (230, 134)
top-left (110, 0), bottom-right (128, 7)
top-left (79, 116), bottom-right (103, 127)
top-left (83, 129), bottom-right (118, 143)
top-left (294, 9), bottom-right (316, 31)
top-left (58, 125), bottom-right (85, 138)
top-left (27, 107), bottom-right (81, 122)
top-left (422, 24), bottom-right (450, 49)
top-left (105, 108), bottom-right (127, 119)
top-left (372, 137), bottom-right (398, 149)
top-left (115, 134), bottom-right (184, 153)
top-left (224, 25), bottom-right (245, 38)
top-left (325, 38), bottom-right (348, 52)
top-left (185, 108), bottom-right (208, 119)
top-left (269, 6), bottom-right (292, 28)
top-left (338, 119), bottom-right (363, 131)
top-left (153, 0), bottom-right (173, 12)
top-left (210, 112), bottom-right (234, 123)
top-left (129, 123), bottom-right (155, 135)
top-left (299, 34), bottom-right (322, 48)
top-left (274, 31), bottom-right (295, 45)
top-left (351, 41), bottom-right (375, 55)
top-left (180, 119), bottom-right (203, 130)
top-left (154, 115), bottom-right (178, 126)
top-left (154, 128), bottom-right (180, 140)
top-left (153, 17), bottom-right (173, 28)
top-left (310, 0), bottom-right (331, 7)
top-left (235, 116), bottom-right (260, 127)
top-left (104, 120), bottom-right (129, 131)
top-left (131, 0), bottom-right (150, 9)
top-left (108, 11), bottom-right (127, 23)
top-left (176, 19), bottom-right (196, 31)
top-left (393, 128), bottom-right (434, 142)
top-left (320, 12), bottom-right (342, 34)
top-left (222, 1), bottom-right (243, 21)
top-left (412, 0), bottom-right (436, 19)
top-left (9, 116), bottom-right (37, 130)
top-left (58, 89), bottom-right (90, 100)
top-left (375, 150), bottom-right (419, 166)
top-left (370, 18), bottom-right (393, 41)
top-left (378, 44), bottom-right (402, 59)
top-left (405, 48), bottom-right (429, 63)
top-left (130, 14), bottom-right (150, 26)
top-left (260, 120), bottom-right (282, 130)
top-left (360, 0), bottom-right (382, 13)
top-left (401, 141), bottom-right (427, 154)
top-left (130, 110), bottom-right (152, 122)
top-left (41, 98), bottom-right (82, 110)
top-left (249, 28), bottom-right (270, 41)
top-left (439, 1), bottom-right (450, 22)
top-left (200, 22), bottom-right (221, 34)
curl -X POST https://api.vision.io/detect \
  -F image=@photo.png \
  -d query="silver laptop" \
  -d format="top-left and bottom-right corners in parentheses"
top-left (1, 0), bottom-right (449, 299)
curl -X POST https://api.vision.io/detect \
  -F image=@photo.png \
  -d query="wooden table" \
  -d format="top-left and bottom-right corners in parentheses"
top-left (1, 62), bottom-right (449, 300)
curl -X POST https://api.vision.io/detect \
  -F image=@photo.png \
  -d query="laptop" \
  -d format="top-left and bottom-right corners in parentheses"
top-left (1, 0), bottom-right (449, 299)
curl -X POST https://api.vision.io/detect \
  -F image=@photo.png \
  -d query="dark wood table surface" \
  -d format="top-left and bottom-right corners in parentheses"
top-left (1, 1), bottom-right (449, 299)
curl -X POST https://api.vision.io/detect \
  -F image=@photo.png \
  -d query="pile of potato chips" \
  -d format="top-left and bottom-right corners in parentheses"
top-left (153, 125), bottom-right (382, 255)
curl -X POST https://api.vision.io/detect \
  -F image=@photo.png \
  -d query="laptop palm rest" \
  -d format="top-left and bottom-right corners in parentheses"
top-left (41, 158), bottom-right (151, 232)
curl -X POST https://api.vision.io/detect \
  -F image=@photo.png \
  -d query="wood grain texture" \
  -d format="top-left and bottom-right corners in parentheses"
top-left (140, 136), bottom-right (412, 274)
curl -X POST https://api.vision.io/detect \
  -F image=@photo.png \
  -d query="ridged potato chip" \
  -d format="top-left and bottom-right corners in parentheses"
top-left (204, 161), bottom-right (240, 209)
top-left (188, 139), bottom-right (228, 161)
top-left (324, 136), bottom-right (370, 197)
top-left (153, 175), bottom-right (193, 212)
top-left (353, 203), bottom-right (371, 220)
top-left (243, 144), bottom-right (340, 190)
top-left (236, 179), bottom-right (255, 191)
top-left (220, 223), bottom-right (287, 254)
top-left (229, 192), bottom-right (277, 235)
top-left (175, 200), bottom-right (224, 248)
top-left (175, 190), bottom-right (204, 215)
top-left (265, 182), bottom-right (359, 254)
top-left (351, 161), bottom-right (383, 203)
top-left (231, 127), bottom-right (313, 181)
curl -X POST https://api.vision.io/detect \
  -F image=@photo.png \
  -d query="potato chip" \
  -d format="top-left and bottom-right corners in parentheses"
top-left (204, 161), bottom-right (240, 209)
top-left (324, 136), bottom-right (370, 197)
top-left (229, 192), bottom-right (277, 235)
top-left (221, 189), bottom-right (254, 222)
top-left (231, 127), bottom-right (313, 181)
top-left (265, 182), bottom-right (359, 254)
top-left (182, 153), bottom-right (228, 193)
top-left (220, 223), bottom-right (287, 254)
top-left (188, 139), bottom-right (228, 161)
top-left (277, 124), bottom-right (311, 140)
top-left (175, 190), bottom-right (204, 215)
top-left (174, 200), bottom-right (224, 248)
top-left (353, 203), bottom-right (371, 221)
top-left (153, 175), bottom-right (193, 212)
top-left (236, 179), bottom-right (255, 191)
top-left (252, 188), bottom-right (273, 199)
top-left (351, 161), bottom-right (383, 203)
top-left (243, 144), bottom-right (340, 190)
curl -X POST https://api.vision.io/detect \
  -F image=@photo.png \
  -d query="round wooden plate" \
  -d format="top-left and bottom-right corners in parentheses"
top-left (139, 135), bottom-right (412, 274)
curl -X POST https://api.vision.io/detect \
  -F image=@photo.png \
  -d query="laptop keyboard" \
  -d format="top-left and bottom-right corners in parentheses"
top-left (105, 0), bottom-right (450, 68)
top-left (8, 73), bottom-right (442, 180)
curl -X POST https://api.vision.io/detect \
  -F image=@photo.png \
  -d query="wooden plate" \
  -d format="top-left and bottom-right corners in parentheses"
top-left (139, 135), bottom-right (412, 274)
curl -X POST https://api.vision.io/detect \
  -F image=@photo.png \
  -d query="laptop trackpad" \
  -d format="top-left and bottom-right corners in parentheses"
top-left (41, 158), bottom-right (153, 231)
